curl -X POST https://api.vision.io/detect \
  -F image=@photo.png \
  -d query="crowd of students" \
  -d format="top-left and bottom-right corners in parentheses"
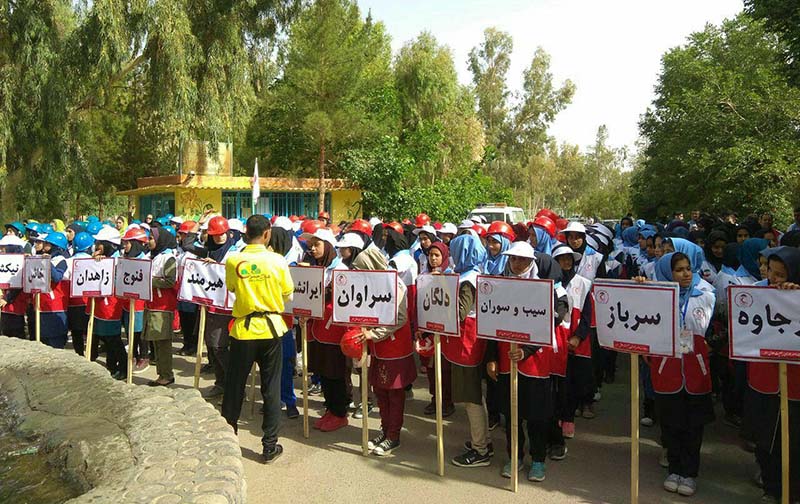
top-left (0, 207), bottom-right (798, 501)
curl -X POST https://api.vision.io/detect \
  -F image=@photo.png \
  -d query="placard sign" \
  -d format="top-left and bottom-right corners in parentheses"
top-left (332, 270), bottom-right (398, 326)
top-left (23, 256), bottom-right (51, 294)
top-left (729, 285), bottom-right (800, 363)
top-left (283, 266), bottom-right (325, 319)
top-left (475, 275), bottom-right (554, 346)
top-left (114, 258), bottom-right (152, 301)
top-left (416, 273), bottom-right (460, 336)
top-left (178, 258), bottom-right (228, 307)
top-left (594, 279), bottom-right (679, 358)
top-left (70, 258), bottom-right (115, 298)
top-left (0, 254), bottom-right (24, 289)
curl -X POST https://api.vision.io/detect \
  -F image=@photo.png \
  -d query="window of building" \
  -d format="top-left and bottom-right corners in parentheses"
top-left (221, 191), bottom-right (330, 219)
top-left (139, 193), bottom-right (175, 220)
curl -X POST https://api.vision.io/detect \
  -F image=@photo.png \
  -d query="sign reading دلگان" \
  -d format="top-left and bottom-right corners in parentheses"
top-left (0, 254), bottom-right (24, 289)
top-left (114, 257), bottom-right (153, 301)
top-left (416, 273), bottom-right (460, 336)
top-left (178, 258), bottom-right (228, 308)
top-left (728, 285), bottom-right (800, 363)
top-left (593, 279), bottom-right (679, 358)
top-left (475, 275), bottom-right (554, 346)
top-left (23, 256), bottom-right (51, 294)
top-left (332, 270), bottom-right (398, 327)
top-left (283, 265), bottom-right (325, 319)
top-left (70, 258), bottom-right (115, 298)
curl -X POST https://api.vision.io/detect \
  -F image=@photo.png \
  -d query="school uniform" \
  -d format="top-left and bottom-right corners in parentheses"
top-left (65, 252), bottom-right (92, 356)
top-left (1, 289), bottom-right (29, 339)
top-left (38, 253), bottom-right (69, 349)
top-left (121, 251), bottom-right (147, 363)
top-left (144, 244), bottom-right (179, 382)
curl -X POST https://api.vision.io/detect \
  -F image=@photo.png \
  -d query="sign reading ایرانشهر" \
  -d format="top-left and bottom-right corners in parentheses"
top-left (0, 254), bottom-right (24, 289)
top-left (729, 285), bottom-right (800, 363)
top-left (475, 275), bottom-right (554, 346)
top-left (23, 256), bottom-right (51, 294)
top-left (283, 266), bottom-right (325, 319)
top-left (416, 273), bottom-right (460, 336)
top-left (70, 258), bottom-right (115, 298)
top-left (114, 257), bottom-right (152, 301)
top-left (593, 279), bottom-right (679, 358)
top-left (332, 270), bottom-right (398, 326)
top-left (178, 258), bottom-right (228, 307)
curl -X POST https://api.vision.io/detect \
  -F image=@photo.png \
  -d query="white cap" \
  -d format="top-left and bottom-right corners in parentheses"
top-left (412, 224), bottom-right (437, 236)
top-left (33, 233), bottom-right (48, 242)
top-left (563, 221), bottom-right (587, 235)
top-left (551, 243), bottom-right (582, 262)
top-left (589, 223), bottom-right (613, 240)
top-left (94, 225), bottom-right (121, 245)
top-left (500, 241), bottom-right (535, 259)
top-left (170, 216), bottom-right (184, 225)
top-left (273, 216), bottom-right (293, 232)
top-left (140, 222), bottom-right (151, 232)
top-left (291, 221), bottom-right (302, 233)
top-left (470, 215), bottom-right (486, 224)
top-left (368, 217), bottom-right (382, 228)
top-left (458, 219), bottom-right (475, 229)
top-left (227, 218), bottom-right (244, 233)
top-left (438, 222), bottom-right (457, 235)
top-left (300, 228), bottom-right (337, 247)
top-left (335, 233), bottom-right (365, 250)
top-left (0, 235), bottom-right (25, 248)
top-left (125, 223), bottom-right (141, 232)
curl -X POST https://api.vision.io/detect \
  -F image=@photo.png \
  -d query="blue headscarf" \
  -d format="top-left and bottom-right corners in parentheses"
top-left (671, 227), bottom-right (690, 239)
top-left (737, 238), bottom-right (769, 280)
top-left (450, 234), bottom-right (486, 280)
top-left (655, 252), bottom-right (701, 308)
top-left (767, 246), bottom-right (800, 285)
top-left (533, 226), bottom-right (553, 255)
top-left (668, 238), bottom-right (705, 276)
top-left (622, 226), bottom-right (639, 247)
top-left (484, 234), bottom-right (511, 275)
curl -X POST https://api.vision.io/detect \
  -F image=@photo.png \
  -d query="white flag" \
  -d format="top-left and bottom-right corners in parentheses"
top-left (252, 158), bottom-right (260, 202)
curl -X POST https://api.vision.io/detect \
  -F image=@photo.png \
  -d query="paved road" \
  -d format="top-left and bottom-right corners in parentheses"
top-left (129, 344), bottom-right (760, 504)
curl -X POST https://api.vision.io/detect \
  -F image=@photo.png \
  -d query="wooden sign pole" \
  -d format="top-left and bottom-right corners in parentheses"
top-left (630, 353), bottom-right (640, 504)
top-left (779, 362), bottom-right (789, 504)
top-left (126, 299), bottom-right (135, 385)
top-left (34, 293), bottom-right (41, 343)
top-left (361, 342), bottom-right (369, 456)
top-left (85, 298), bottom-right (95, 361)
top-left (193, 305), bottom-right (207, 389)
top-left (510, 342), bottom-right (519, 493)
top-left (434, 334), bottom-right (444, 476)
top-left (302, 321), bottom-right (310, 439)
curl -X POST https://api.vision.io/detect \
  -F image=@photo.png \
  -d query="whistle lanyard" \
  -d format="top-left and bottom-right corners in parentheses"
top-left (679, 296), bottom-right (690, 329)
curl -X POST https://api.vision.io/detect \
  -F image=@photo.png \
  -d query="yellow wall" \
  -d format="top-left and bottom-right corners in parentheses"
top-left (175, 188), bottom-right (221, 220)
top-left (331, 189), bottom-right (362, 223)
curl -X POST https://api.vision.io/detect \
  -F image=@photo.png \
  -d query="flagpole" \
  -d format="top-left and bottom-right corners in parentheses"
top-left (252, 158), bottom-right (260, 216)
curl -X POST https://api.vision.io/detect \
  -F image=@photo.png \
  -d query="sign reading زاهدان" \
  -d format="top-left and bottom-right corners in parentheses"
top-left (70, 258), bottom-right (115, 298)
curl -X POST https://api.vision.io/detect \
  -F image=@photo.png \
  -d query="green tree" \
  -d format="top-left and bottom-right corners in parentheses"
top-left (634, 14), bottom-right (800, 222)
top-left (745, 1), bottom-right (800, 84)
top-left (468, 27), bottom-right (513, 148)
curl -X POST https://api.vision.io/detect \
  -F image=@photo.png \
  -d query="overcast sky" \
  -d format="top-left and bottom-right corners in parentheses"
top-left (358, 0), bottom-right (744, 152)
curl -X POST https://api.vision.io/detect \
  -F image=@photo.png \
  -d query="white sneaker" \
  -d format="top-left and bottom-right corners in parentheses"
top-left (664, 473), bottom-right (681, 493)
top-left (593, 391), bottom-right (602, 401)
top-left (640, 416), bottom-right (654, 427)
top-left (677, 477), bottom-right (697, 496)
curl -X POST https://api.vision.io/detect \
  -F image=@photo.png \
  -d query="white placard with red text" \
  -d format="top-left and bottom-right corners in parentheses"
top-left (70, 258), bottom-right (115, 298)
top-left (729, 285), bottom-right (800, 363)
top-left (475, 275), bottom-right (554, 346)
top-left (332, 270), bottom-right (398, 326)
top-left (114, 258), bottom-right (152, 301)
top-left (23, 256), bottom-right (51, 294)
top-left (416, 273), bottom-right (460, 336)
top-left (283, 266), bottom-right (325, 319)
top-left (0, 254), bottom-right (24, 289)
top-left (178, 258), bottom-right (228, 307)
top-left (594, 279), bottom-right (679, 358)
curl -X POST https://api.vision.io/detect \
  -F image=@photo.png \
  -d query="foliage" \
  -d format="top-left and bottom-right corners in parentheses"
top-left (469, 28), bottom-right (513, 148)
top-left (633, 14), bottom-right (800, 223)
top-left (745, 0), bottom-right (800, 85)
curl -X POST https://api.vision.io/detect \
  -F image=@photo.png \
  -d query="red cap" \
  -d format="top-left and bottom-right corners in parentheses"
top-left (178, 221), bottom-right (199, 234)
top-left (122, 228), bottom-right (148, 243)
top-left (487, 221), bottom-right (516, 241)
top-left (348, 219), bottom-right (372, 236)
top-left (414, 213), bottom-right (431, 227)
top-left (531, 216), bottom-right (556, 238)
top-left (383, 221), bottom-right (404, 235)
top-left (207, 216), bottom-right (230, 236)
top-left (318, 211), bottom-right (330, 220)
top-left (340, 328), bottom-right (364, 359)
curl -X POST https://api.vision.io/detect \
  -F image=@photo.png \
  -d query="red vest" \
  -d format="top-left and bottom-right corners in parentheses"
top-left (2, 291), bottom-right (29, 316)
top-left (498, 341), bottom-right (550, 378)
top-left (122, 298), bottom-right (146, 313)
top-left (370, 320), bottom-right (414, 360)
top-left (39, 280), bottom-right (69, 313)
top-left (566, 275), bottom-right (592, 358)
top-left (649, 293), bottom-right (714, 395)
top-left (548, 324), bottom-right (569, 377)
top-left (310, 302), bottom-right (346, 345)
top-left (94, 296), bottom-right (122, 322)
top-left (442, 276), bottom-right (485, 367)
top-left (747, 362), bottom-right (800, 400)
top-left (145, 253), bottom-right (178, 312)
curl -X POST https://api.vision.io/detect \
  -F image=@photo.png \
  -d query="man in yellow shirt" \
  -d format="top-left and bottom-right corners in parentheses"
top-left (222, 214), bottom-right (294, 463)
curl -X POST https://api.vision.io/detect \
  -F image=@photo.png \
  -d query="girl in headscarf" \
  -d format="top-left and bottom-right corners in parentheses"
top-left (121, 230), bottom-right (149, 373)
top-left (412, 225), bottom-right (439, 274)
top-left (636, 252), bottom-right (715, 497)
top-left (564, 222), bottom-right (604, 282)
top-left (32, 232), bottom-right (70, 349)
top-left (744, 247), bottom-right (800, 502)
top-left (92, 232), bottom-right (127, 379)
top-left (484, 229), bottom-right (511, 276)
top-left (735, 238), bottom-right (770, 284)
top-left (443, 234), bottom-right (493, 468)
top-left (701, 230), bottom-right (728, 285)
top-left (0, 235), bottom-right (30, 340)
top-left (144, 227), bottom-right (178, 386)
top-left (668, 237), bottom-right (713, 292)
top-left (352, 246), bottom-right (416, 456)
top-left (621, 225), bottom-right (643, 278)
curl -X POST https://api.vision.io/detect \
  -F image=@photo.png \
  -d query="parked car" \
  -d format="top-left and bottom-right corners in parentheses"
top-left (468, 204), bottom-right (527, 224)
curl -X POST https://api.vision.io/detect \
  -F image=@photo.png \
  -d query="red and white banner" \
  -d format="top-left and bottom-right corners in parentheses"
top-left (332, 270), bottom-right (398, 326)
top-left (70, 258), bottom-right (115, 298)
top-left (178, 258), bottom-right (228, 307)
top-left (475, 275), bottom-right (554, 346)
top-left (283, 266), bottom-right (325, 319)
top-left (729, 285), bottom-right (800, 363)
top-left (114, 258), bottom-right (152, 301)
top-left (594, 279), bottom-right (679, 358)
top-left (416, 273), bottom-right (460, 336)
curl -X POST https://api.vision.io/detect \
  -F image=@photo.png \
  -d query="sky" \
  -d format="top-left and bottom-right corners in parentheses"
top-left (358, 0), bottom-right (744, 152)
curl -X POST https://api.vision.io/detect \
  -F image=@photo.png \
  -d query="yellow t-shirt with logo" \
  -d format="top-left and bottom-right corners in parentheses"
top-left (225, 244), bottom-right (294, 340)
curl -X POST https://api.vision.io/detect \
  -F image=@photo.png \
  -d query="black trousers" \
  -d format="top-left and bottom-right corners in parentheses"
top-left (662, 423), bottom-right (704, 478)
top-left (222, 337), bottom-right (282, 450)
top-left (67, 306), bottom-right (89, 356)
top-left (321, 376), bottom-right (349, 418)
top-left (101, 334), bottom-right (127, 375)
top-left (179, 309), bottom-right (198, 351)
top-left (549, 376), bottom-right (566, 447)
top-left (485, 374), bottom-right (500, 421)
top-left (505, 415), bottom-right (548, 463)
top-left (1, 313), bottom-right (26, 339)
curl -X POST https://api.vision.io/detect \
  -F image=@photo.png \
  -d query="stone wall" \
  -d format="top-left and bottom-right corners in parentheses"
top-left (0, 336), bottom-right (246, 503)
